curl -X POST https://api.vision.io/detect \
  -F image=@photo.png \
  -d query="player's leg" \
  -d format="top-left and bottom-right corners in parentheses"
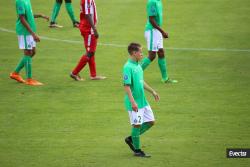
top-left (11, 54), bottom-right (26, 82)
top-left (88, 53), bottom-right (96, 77)
top-left (86, 34), bottom-right (106, 80)
top-left (125, 110), bottom-right (143, 153)
top-left (10, 35), bottom-right (27, 83)
top-left (22, 36), bottom-right (43, 86)
top-left (158, 49), bottom-right (178, 83)
top-left (141, 30), bottom-right (157, 70)
top-left (71, 54), bottom-right (89, 81)
top-left (157, 48), bottom-right (168, 81)
top-left (49, 0), bottom-right (63, 28)
top-left (70, 33), bottom-right (90, 81)
top-left (64, 0), bottom-right (79, 27)
top-left (24, 49), bottom-right (33, 80)
top-left (10, 35), bottom-right (39, 84)
top-left (126, 109), bottom-right (151, 157)
top-left (140, 106), bottom-right (155, 135)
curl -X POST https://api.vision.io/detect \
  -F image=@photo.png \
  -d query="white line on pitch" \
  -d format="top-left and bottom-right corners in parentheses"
top-left (1, 27), bottom-right (250, 52)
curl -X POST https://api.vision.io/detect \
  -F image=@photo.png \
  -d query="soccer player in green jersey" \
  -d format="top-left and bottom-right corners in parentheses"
top-left (141, 0), bottom-right (177, 83)
top-left (49, 0), bottom-right (79, 28)
top-left (10, 0), bottom-right (49, 86)
top-left (123, 43), bottom-right (160, 157)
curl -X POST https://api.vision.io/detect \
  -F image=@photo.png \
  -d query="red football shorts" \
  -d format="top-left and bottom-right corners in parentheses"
top-left (82, 33), bottom-right (98, 53)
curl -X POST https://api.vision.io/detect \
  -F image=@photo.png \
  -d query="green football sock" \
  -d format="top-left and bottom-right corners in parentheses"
top-left (158, 57), bottom-right (168, 80)
top-left (14, 56), bottom-right (26, 73)
top-left (131, 127), bottom-right (140, 150)
top-left (65, 3), bottom-right (77, 23)
top-left (140, 122), bottom-right (153, 135)
top-left (140, 57), bottom-right (151, 70)
top-left (24, 56), bottom-right (32, 79)
top-left (51, 2), bottom-right (62, 23)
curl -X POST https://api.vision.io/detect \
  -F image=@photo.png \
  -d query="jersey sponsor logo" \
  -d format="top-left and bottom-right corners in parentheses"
top-left (133, 68), bottom-right (140, 73)
top-left (124, 75), bottom-right (128, 80)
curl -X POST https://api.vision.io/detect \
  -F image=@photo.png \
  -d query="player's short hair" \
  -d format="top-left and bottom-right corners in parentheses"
top-left (128, 42), bottom-right (141, 55)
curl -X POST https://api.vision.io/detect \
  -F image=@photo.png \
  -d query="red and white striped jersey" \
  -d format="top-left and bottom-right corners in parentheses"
top-left (79, 0), bottom-right (98, 34)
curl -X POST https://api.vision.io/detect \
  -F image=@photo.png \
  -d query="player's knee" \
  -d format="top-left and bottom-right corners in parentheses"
top-left (24, 50), bottom-right (33, 56)
top-left (65, 0), bottom-right (71, 3)
top-left (149, 121), bottom-right (155, 126)
top-left (148, 52), bottom-right (156, 61)
top-left (56, 0), bottom-right (63, 4)
top-left (32, 51), bottom-right (36, 57)
top-left (87, 52), bottom-right (95, 57)
top-left (158, 49), bottom-right (165, 58)
top-left (133, 124), bottom-right (141, 128)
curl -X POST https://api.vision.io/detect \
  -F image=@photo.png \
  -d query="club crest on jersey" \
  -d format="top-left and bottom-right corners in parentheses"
top-left (133, 119), bottom-right (138, 124)
top-left (124, 75), bottom-right (128, 80)
top-left (18, 6), bottom-right (23, 11)
top-left (151, 6), bottom-right (156, 13)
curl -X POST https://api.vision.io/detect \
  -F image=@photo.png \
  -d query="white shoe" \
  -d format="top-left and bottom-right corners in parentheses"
top-left (90, 76), bottom-right (107, 80)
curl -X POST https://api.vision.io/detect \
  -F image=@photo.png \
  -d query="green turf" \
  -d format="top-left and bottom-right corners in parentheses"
top-left (0, 0), bottom-right (250, 167)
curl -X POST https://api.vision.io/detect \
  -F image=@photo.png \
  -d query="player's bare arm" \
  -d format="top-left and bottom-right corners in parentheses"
top-left (34, 14), bottom-right (49, 21)
top-left (19, 15), bottom-right (40, 42)
top-left (144, 81), bottom-right (160, 101)
top-left (85, 14), bottom-right (99, 38)
top-left (124, 85), bottom-right (138, 112)
top-left (149, 16), bottom-right (168, 38)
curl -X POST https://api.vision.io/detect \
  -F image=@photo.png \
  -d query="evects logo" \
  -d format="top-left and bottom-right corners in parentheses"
top-left (227, 149), bottom-right (250, 158)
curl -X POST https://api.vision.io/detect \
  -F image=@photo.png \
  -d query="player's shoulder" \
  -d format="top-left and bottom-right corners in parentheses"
top-left (147, 0), bottom-right (157, 8)
top-left (82, 0), bottom-right (94, 3)
top-left (123, 61), bottom-right (133, 71)
top-left (123, 61), bottom-right (130, 69)
top-left (147, 0), bottom-right (157, 4)
top-left (16, 0), bottom-right (26, 8)
top-left (16, 0), bottom-right (24, 3)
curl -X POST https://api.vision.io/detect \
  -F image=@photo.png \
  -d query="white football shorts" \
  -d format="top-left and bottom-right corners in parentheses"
top-left (144, 28), bottom-right (163, 52)
top-left (18, 35), bottom-right (36, 50)
top-left (128, 106), bottom-right (155, 125)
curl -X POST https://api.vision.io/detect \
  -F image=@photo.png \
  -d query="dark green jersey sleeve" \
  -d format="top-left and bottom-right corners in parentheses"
top-left (16, 0), bottom-right (25, 15)
top-left (123, 66), bottom-right (132, 85)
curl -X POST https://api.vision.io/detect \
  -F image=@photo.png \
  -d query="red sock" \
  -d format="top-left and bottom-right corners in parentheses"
top-left (88, 56), bottom-right (96, 77)
top-left (72, 55), bottom-right (89, 75)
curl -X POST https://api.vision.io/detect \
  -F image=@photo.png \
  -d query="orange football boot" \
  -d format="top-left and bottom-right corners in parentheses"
top-left (10, 72), bottom-right (25, 83)
top-left (25, 79), bottom-right (44, 86)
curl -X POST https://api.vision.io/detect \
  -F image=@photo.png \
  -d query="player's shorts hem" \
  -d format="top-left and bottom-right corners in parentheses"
top-left (128, 105), bottom-right (155, 125)
top-left (17, 35), bottom-right (36, 50)
top-left (82, 33), bottom-right (97, 52)
top-left (145, 29), bottom-right (163, 52)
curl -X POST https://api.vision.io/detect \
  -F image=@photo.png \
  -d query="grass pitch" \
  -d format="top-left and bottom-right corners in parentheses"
top-left (0, 0), bottom-right (250, 167)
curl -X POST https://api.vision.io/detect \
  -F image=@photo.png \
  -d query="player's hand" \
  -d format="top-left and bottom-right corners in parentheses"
top-left (152, 91), bottom-right (160, 101)
top-left (93, 28), bottom-right (99, 39)
top-left (132, 102), bottom-right (138, 112)
top-left (162, 31), bottom-right (169, 38)
top-left (32, 33), bottom-right (40, 42)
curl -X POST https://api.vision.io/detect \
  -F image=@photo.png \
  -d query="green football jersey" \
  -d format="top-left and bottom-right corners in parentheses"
top-left (16, 0), bottom-right (36, 35)
top-left (123, 59), bottom-right (148, 111)
top-left (145, 0), bottom-right (163, 31)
